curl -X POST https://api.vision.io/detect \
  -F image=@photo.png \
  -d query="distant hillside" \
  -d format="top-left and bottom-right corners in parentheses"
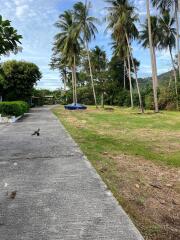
top-left (139, 70), bottom-right (173, 87)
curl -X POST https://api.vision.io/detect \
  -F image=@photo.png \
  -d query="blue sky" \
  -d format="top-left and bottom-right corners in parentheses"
top-left (0, 0), bottom-right (174, 90)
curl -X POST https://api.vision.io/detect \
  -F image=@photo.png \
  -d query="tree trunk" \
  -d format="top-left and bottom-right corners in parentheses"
top-left (169, 47), bottom-right (179, 110)
top-left (127, 50), bottom-right (134, 108)
top-left (71, 67), bottom-right (75, 103)
top-left (125, 32), bottom-right (144, 113)
top-left (152, 46), bottom-right (158, 88)
top-left (124, 59), bottom-right (126, 89)
top-left (175, 6), bottom-right (180, 77)
top-left (64, 68), bottom-right (67, 93)
top-left (73, 55), bottom-right (77, 105)
top-left (101, 92), bottom-right (104, 108)
top-left (146, 0), bottom-right (159, 113)
top-left (85, 41), bottom-right (98, 108)
top-left (64, 68), bottom-right (67, 103)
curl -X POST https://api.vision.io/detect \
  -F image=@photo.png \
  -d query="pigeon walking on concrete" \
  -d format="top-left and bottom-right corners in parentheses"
top-left (9, 191), bottom-right (17, 200)
top-left (32, 128), bottom-right (40, 136)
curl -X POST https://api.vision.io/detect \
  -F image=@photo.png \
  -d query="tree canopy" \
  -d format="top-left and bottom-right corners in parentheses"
top-left (0, 60), bottom-right (42, 101)
top-left (0, 15), bottom-right (22, 57)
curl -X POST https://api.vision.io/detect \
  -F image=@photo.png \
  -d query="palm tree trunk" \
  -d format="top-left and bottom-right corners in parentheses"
top-left (71, 67), bottom-right (75, 103)
top-left (175, 5), bottom-right (180, 77)
top-left (152, 46), bottom-right (158, 88)
top-left (73, 55), bottom-right (77, 105)
top-left (169, 47), bottom-right (179, 110)
top-left (64, 68), bottom-right (67, 103)
top-left (124, 59), bottom-right (126, 89)
top-left (101, 92), bottom-right (104, 108)
top-left (64, 68), bottom-right (67, 92)
top-left (125, 32), bottom-right (144, 113)
top-left (146, 0), bottom-right (159, 113)
top-left (85, 41), bottom-right (98, 108)
top-left (127, 50), bottom-right (134, 108)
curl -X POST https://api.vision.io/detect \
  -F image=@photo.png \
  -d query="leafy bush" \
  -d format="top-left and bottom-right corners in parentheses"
top-left (145, 95), bottom-right (154, 110)
top-left (0, 60), bottom-right (41, 101)
top-left (0, 101), bottom-right (29, 117)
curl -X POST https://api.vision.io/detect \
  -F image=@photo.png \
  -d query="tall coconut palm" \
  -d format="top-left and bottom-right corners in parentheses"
top-left (158, 11), bottom-right (179, 109)
top-left (50, 49), bottom-right (68, 95)
top-left (106, 0), bottom-right (144, 112)
top-left (140, 16), bottom-right (160, 86)
top-left (73, 1), bottom-right (99, 108)
top-left (152, 0), bottom-right (180, 77)
top-left (141, 3), bottom-right (159, 112)
top-left (91, 46), bottom-right (107, 108)
top-left (111, 35), bottom-right (134, 108)
top-left (127, 48), bottom-right (134, 108)
top-left (123, 13), bottom-right (144, 113)
top-left (54, 10), bottom-right (81, 104)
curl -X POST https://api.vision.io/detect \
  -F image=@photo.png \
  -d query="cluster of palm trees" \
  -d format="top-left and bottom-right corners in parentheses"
top-left (106, 0), bottom-right (180, 112)
top-left (146, 0), bottom-right (180, 112)
top-left (106, 0), bottom-right (144, 112)
top-left (52, 1), bottom-right (99, 108)
top-left (52, 0), bottom-right (180, 112)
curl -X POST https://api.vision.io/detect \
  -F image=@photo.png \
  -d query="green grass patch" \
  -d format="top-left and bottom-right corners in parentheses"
top-left (53, 106), bottom-right (180, 167)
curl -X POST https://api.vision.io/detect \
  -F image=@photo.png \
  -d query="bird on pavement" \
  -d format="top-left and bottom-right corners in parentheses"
top-left (32, 128), bottom-right (40, 136)
top-left (9, 191), bottom-right (17, 199)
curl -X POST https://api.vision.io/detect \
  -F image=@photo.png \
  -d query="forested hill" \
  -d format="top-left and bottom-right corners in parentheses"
top-left (139, 70), bottom-right (172, 87)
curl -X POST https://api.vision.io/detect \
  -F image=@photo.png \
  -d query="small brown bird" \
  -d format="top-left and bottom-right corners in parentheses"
top-left (9, 191), bottom-right (17, 199)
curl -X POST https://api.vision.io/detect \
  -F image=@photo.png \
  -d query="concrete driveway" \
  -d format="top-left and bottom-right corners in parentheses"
top-left (0, 106), bottom-right (144, 240)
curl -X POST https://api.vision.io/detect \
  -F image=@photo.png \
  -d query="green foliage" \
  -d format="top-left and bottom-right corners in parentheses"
top-left (0, 15), bottom-right (22, 56)
top-left (0, 60), bottom-right (42, 101)
top-left (73, 1), bottom-right (98, 43)
top-left (32, 88), bottom-right (64, 105)
top-left (140, 16), bottom-right (160, 49)
top-left (54, 10), bottom-right (81, 67)
top-left (0, 101), bottom-right (29, 117)
top-left (158, 85), bottom-right (180, 110)
top-left (145, 95), bottom-right (154, 110)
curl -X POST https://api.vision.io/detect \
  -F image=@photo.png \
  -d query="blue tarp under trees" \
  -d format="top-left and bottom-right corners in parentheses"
top-left (64, 103), bottom-right (87, 110)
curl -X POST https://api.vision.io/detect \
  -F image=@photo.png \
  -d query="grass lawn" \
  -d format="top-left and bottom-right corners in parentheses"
top-left (53, 106), bottom-right (180, 240)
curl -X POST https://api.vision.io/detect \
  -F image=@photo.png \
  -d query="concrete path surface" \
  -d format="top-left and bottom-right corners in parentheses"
top-left (0, 107), bottom-right (144, 240)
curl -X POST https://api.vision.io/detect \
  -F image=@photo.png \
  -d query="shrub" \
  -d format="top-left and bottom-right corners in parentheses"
top-left (0, 60), bottom-right (41, 101)
top-left (0, 101), bottom-right (29, 117)
top-left (158, 86), bottom-right (178, 110)
top-left (145, 95), bottom-right (154, 110)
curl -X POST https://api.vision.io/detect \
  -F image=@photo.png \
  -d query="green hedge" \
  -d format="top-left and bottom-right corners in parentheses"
top-left (0, 101), bottom-right (29, 117)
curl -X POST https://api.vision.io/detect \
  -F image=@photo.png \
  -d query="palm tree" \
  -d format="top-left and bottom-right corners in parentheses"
top-left (50, 50), bottom-right (68, 94)
top-left (106, 0), bottom-right (144, 112)
top-left (107, 2), bottom-right (134, 108)
top-left (73, 1), bottom-right (98, 108)
top-left (0, 15), bottom-right (22, 57)
top-left (91, 46), bottom-right (107, 108)
top-left (140, 16), bottom-right (160, 85)
top-left (127, 48), bottom-right (134, 108)
top-left (111, 35), bottom-right (134, 107)
top-left (54, 10), bottom-right (81, 104)
top-left (141, 3), bottom-right (159, 112)
top-left (158, 11), bottom-right (179, 109)
top-left (152, 0), bottom-right (180, 77)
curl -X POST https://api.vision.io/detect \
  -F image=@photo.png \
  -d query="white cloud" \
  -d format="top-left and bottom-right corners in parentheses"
top-left (16, 4), bottom-right (29, 18)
